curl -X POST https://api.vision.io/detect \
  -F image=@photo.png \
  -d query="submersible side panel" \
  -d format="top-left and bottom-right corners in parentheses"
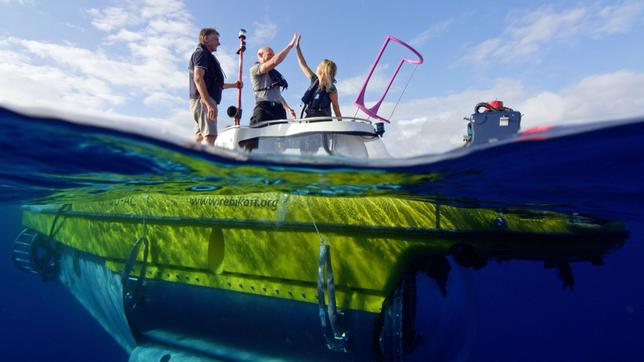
top-left (130, 279), bottom-right (380, 361)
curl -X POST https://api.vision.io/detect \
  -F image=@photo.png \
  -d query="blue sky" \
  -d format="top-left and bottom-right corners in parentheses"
top-left (1, 0), bottom-right (643, 156)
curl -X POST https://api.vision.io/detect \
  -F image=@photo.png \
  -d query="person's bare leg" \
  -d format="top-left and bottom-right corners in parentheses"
top-left (194, 134), bottom-right (204, 143)
top-left (205, 135), bottom-right (216, 145)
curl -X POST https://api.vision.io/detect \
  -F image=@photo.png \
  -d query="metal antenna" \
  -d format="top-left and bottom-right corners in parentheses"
top-left (388, 63), bottom-right (419, 121)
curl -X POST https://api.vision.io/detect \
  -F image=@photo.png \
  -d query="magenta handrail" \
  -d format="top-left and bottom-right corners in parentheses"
top-left (354, 36), bottom-right (424, 123)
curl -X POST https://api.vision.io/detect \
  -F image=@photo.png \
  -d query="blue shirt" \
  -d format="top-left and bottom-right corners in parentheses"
top-left (189, 44), bottom-right (224, 104)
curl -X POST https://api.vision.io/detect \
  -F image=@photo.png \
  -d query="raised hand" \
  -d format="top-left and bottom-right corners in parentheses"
top-left (295, 34), bottom-right (301, 48)
top-left (288, 33), bottom-right (297, 48)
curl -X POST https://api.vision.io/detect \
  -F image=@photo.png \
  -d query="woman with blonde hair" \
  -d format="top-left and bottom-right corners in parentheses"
top-left (295, 35), bottom-right (342, 118)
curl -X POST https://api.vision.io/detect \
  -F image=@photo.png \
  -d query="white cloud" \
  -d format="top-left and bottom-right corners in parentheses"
top-left (519, 70), bottom-right (644, 126)
top-left (368, 71), bottom-right (644, 157)
top-left (467, 38), bottom-right (501, 64)
top-left (105, 29), bottom-right (143, 43)
top-left (143, 92), bottom-right (185, 106)
top-left (214, 49), bottom-right (238, 80)
top-left (336, 65), bottom-right (391, 97)
top-left (374, 78), bottom-right (524, 156)
top-left (85, 0), bottom-right (240, 86)
top-left (0, 0), bottom-right (34, 5)
top-left (592, 1), bottom-right (644, 35)
top-left (466, 2), bottom-right (644, 64)
top-left (0, 0), bottom-right (205, 119)
top-left (7, 38), bottom-right (184, 93)
top-left (252, 18), bottom-right (278, 45)
top-left (0, 1), bottom-right (207, 147)
top-left (86, 6), bottom-right (140, 32)
top-left (62, 22), bottom-right (86, 32)
top-left (410, 20), bottom-right (452, 46)
top-left (86, 0), bottom-right (196, 56)
top-left (0, 56), bottom-right (124, 111)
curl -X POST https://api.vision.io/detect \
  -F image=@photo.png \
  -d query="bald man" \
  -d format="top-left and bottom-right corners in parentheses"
top-left (249, 34), bottom-right (297, 125)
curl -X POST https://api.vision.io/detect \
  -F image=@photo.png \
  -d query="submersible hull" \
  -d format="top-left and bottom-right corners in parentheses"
top-left (17, 192), bottom-right (628, 360)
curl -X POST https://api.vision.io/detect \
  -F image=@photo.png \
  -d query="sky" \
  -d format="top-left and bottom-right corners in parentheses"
top-left (1, 0), bottom-right (643, 157)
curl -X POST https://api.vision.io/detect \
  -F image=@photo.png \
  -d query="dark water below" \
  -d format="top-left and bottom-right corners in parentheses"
top-left (1, 204), bottom-right (128, 361)
top-left (1, 106), bottom-right (644, 361)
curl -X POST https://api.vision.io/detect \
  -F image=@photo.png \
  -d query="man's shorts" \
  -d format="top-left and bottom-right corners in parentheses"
top-left (190, 96), bottom-right (217, 136)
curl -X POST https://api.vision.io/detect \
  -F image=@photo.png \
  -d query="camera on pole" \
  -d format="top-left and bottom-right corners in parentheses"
top-left (227, 28), bottom-right (247, 125)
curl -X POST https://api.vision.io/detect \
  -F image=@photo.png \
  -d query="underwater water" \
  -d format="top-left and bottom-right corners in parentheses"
top-left (1, 105), bottom-right (644, 361)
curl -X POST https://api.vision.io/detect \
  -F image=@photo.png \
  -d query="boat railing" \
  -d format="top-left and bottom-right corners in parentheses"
top-left (226, 116), bottom-right (374, 130)
top-left (289, 116), bottom-right (373, 124)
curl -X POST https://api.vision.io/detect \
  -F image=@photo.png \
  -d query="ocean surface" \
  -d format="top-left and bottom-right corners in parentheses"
top-left (1, 105), bottom-right (644, 361)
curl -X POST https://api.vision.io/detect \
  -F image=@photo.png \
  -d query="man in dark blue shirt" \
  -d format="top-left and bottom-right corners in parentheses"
top-left (189, 28), bottom-right (242, 145)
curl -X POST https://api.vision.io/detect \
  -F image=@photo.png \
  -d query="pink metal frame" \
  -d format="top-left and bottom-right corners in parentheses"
top-left (354, 36), bottom-right (424, 123)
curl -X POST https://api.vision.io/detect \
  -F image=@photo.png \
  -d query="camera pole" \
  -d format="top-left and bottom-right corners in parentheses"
top-left (234, 29), bottom-right (246, 126)
top-left (227, 29), bottom-right (246, 125)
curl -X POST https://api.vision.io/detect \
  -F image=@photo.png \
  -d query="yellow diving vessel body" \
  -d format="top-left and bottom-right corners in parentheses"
top-left (15, 191), bottom-right (628, 361)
